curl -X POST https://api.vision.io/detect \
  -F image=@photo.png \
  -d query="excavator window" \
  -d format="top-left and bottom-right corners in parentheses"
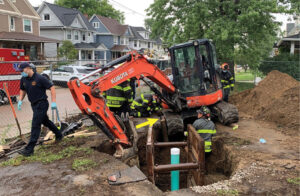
top-left (173, 45), bottom-right (201, 94)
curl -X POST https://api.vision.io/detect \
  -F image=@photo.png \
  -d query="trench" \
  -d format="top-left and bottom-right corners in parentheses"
top-left (95, 128), bottom-right (238, 192)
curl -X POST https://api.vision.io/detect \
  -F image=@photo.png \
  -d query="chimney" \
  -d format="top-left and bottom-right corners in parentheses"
top-left (83, 13), bottom-right (89, 20)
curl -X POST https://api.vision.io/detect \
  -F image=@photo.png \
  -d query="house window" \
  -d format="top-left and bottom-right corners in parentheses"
top-left (75, 18), bottom-right (78, 24)
top-left (10, 16), bottom-right (15, 31)
top-left (113, 36), bottom-right (118, 44)
top-left (67, 30), bottom-right (72, 40)
top-left (82, 33), bottom-right (86, 41)
top-left (75, 31), bottom-right (79, 40)
top-left (44, 14), bottom-right (50, 21)
top-left (23, 19), bottom-right (32, 33)
top-left (93, 22), bottom-right (99, 28)
top-left (139, 41), bottom-right (141, 47)
top-left (120, 37), bottom-right (125, 45)
top-left (0, 0), bottom-right (4, 4)
top-left (88, 32), bottom-right (91, 36)
top-left (134, 40), bottom-right (137, 47)
top-left (148, 42), bottom-right (151, 48)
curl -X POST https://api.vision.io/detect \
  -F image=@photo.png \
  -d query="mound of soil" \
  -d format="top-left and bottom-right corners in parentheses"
top-left (231, 70), bottom-right (300, 133)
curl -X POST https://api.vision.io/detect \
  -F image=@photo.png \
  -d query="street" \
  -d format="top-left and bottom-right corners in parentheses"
top-left (0, 87), bottom-right (79, 140)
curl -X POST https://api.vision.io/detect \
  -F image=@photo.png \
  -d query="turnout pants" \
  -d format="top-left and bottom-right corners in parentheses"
top-left (25, 100), bottom-right (61, 151)
top-left (223, 88), bottom-right (230, 102)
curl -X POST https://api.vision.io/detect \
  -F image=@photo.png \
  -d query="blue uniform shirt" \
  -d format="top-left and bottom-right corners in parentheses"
top-left (20, 73), bottom-right (53, 104)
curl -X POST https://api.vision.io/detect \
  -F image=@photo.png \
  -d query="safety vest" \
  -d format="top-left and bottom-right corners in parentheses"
top-left (221, 70), bottom-right (235, 89)
top-left (104, 80), bottom-right (133, 108)
top-left (192, 118), bottom-right (216, 153)
top-left (130, 94), bottom-right (161, 117)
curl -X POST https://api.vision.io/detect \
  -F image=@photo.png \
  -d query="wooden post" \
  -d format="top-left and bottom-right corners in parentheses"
top-left (160, 118), bottom-right (169, 142)
top-left (146, 127), bottom-right (155, 183)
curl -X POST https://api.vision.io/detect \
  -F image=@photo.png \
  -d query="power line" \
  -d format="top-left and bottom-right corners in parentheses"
top-left (109, 0), bottom-right (146, 17)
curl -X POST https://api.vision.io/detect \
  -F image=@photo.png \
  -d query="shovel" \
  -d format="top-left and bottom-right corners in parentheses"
top-left (54, 107), bottom-right (68, 132)
top-left (3, 83), bottom-right (27, 143)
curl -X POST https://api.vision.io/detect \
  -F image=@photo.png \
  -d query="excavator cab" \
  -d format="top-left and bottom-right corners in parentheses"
top-left (169, 39), bottom-right (222, 99)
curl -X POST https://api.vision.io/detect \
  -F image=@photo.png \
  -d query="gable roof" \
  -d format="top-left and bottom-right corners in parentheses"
top-left (42, 2), bottom-right (95, 31)
top-left (94, 15), bottom-right (128, 36)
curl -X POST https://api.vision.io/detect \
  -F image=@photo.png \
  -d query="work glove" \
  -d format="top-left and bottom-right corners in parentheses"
top-left (17, 100), bottom-right (23, 111)
top-left (51, 102), bottom-right (57, 110)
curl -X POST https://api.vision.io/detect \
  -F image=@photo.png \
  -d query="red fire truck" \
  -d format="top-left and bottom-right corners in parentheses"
top-left (0, 48), bottom-right (29, 105)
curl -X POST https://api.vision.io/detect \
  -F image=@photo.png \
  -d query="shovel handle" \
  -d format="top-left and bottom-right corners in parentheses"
top-left (55, 107), bottom-right (60, 122)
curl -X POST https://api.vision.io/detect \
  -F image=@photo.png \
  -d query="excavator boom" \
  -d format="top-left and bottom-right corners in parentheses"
top-left (68, 51), bottom-right (176, 145)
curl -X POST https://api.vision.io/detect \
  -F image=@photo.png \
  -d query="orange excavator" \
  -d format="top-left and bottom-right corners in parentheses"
top-left (68, 39), bottom-right (238, 156)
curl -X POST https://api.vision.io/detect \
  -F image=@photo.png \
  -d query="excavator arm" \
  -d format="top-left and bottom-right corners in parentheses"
top-left (68, 51), bottom-right (176, 146)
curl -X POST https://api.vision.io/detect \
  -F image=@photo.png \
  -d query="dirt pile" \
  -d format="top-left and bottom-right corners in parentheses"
top-left (231, 70), bottom-right (300, 133)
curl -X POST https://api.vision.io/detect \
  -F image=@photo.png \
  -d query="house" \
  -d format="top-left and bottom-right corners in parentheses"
top-left (128, 26), bottom-right (163, 54)
top-left (89, 14), bottom-right (131, 61)
top-left (37, 2), bottom-right (108, 64)
top-left (276, 33), bottom-right (300, 55)
top-left (285, 16), bottom-right (300, 37)
top-left (0, 0), bottom-right (59, 60)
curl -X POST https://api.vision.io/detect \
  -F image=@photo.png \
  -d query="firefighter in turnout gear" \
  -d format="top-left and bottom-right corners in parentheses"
top-left (130, 94), bottom-right (161, 117)
top-left (192, 106), bottom-right (216, 153)
top-left (104, 79), bottom-right (133, 116)
top-left (220, 63), bottom-right (235, 102)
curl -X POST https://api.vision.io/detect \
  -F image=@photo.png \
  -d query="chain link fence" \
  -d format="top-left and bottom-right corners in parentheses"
top-left (0, 59), bottom-right (108, 143)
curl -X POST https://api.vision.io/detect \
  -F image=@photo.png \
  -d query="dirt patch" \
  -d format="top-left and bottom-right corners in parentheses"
top-left (231, 70), bottom-right (300, 134)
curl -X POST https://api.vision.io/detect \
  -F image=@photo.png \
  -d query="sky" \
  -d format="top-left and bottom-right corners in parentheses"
top-left (29, 0), bottom-right (293, 32)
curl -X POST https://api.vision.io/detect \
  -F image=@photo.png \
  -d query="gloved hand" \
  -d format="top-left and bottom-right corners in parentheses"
top-left (17, 100), bottom-right (23, 111)
top-left (51, 102), bottom-right (57, 110)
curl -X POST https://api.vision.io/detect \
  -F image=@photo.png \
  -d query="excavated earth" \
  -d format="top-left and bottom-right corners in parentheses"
top-left (0, 70), bottom-right (299, 195)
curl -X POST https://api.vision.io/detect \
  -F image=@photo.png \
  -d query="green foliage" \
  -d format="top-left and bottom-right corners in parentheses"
top-left (58, 41), bottom-right (78, 60)
top-left (54, 0), bottom-right (124, 23)
top-left (258, 52), bottom-right (300, 81)
top-left (72, 158), bottom-right (97, 171)
top-left (287, 177), bottom-right (300, 185)
top-left (0, 146), bottom-right (93, 167)
top-left (146, 0), bottom-right (297, 69)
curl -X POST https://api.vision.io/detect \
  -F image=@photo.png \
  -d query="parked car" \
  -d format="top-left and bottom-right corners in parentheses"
top-left (41, 66), bottom-right (99, 86)
top-left (82, 63), bottom-right (102, 70)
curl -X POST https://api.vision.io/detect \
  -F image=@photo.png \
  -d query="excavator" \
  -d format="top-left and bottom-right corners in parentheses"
top-left (68, 39), bottom-right (238, 157)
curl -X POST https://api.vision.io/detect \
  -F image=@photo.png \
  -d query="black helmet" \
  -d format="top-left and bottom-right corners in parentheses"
top-left (196, 106), bottom-right (211, 117)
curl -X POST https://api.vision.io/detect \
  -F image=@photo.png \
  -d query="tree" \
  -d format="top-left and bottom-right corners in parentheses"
top-left (146, 0), bottom-right (298, 70)
top-left (59, 41), bottom-right (78, 60)
top-left (54, 0), bottom-right (125, 23)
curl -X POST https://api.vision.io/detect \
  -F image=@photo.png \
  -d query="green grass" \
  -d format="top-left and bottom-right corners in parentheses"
top-left (0, 145), bottom-right (93, 167)
top-left (217, 189), bottom-right (239, 195)
top-left (287, 177), bottom-right (300, 185)
top-left (233, 82), bottom-right (255, 94)
top-left (235, 71), bottom-right (255, 81)
top-left (72, 158), bottom-right (97, 171)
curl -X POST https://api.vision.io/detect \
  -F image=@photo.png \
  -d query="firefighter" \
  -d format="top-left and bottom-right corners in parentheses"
top-left (17, 62), bottom-right (63, 156)
top-left (220, 63), bottom-right (235, 102)
top-left (104, 79), bottom-right (133, 116)
top-left (130, 93), bottom-right (161, 117)
top-left (192, 106), bottom-right (216, 153)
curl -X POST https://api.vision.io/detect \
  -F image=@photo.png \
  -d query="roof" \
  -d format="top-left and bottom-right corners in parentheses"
top-left (96, 15), bottom-right (128, 36)
top-left (129, 26), bottom-right (158, 43)
top-left (110, 45), bottom-right (131, 52)
top-left (277, 33), bottom-right (300, 47)
top-left (44, 2), bottom-right (95, 31)
top-left (74, 42), bottom-right (108, 50)
top-left (0, 32), bottom-right (60, 43)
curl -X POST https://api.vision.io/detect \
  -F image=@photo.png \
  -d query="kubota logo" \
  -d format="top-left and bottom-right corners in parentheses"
top-left (111, 72), bottom-right (128, 84)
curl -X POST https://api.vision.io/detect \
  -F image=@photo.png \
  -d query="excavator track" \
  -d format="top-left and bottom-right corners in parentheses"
top-left (212, 101), bottom-right (239, 125)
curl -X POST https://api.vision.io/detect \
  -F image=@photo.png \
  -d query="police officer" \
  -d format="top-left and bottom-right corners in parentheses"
top-left (220, 63), bottom-right (235, 102)
top-left (130, 93), bottom-right (161, 117)
top-left (17, 62), bottom-right (63, 156)
top-left (104, 80), bottom-right (133, 116)
top-left (192, 106), bottom-right (216, 153)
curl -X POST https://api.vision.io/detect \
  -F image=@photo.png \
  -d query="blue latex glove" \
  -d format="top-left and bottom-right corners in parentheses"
top-left (17, 100), bottom-right (22, 110)
top-left (51, 102), bottom-right (57, 110)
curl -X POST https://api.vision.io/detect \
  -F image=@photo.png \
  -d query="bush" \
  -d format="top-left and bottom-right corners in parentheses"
top-left (259, 53), bottom-right (300, 81)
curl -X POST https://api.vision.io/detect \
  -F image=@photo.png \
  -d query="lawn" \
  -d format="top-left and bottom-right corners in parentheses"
top-left (235, 71), bottom-right (255, 81)
top-left (233, 82), bottom-right (255, 94)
